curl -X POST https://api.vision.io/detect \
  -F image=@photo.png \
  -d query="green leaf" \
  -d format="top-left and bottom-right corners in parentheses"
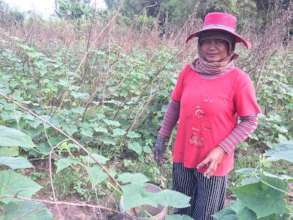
top-left (70, 107), bottom-right (85, 115)
top-left (263, 172), bottom-right (293, 182)
top-left (121, 183), bottom-right (190, 211)
top-left (81, 153), bottom-right (109, 165)
top-left (86, 165), bottom-right (108, 185)
top-left (213, 208), bottom-right (238, 220)
top-left (265, 141), bottom-right (293, 163)
top-left (154, 189), bottom-right (191, 209)
top-left (62, 123), bottom-right (78, 136)
top-left (229, 201), bottom-right (257, 220)
top-left (118, 173), bottom-right (149, 185)
top-left (240, 176), bottom-right (260, 185)
top-left (234, 177), bottom-right (288, 218)
top-left (100, 136), bottom-right (116, 145)
top-left (127, 131), bottom-right (141, 139)
top-left (55, 157), bottom-right (79, 173)
top-left (80, 123), bottom-right (94, 137)
top-left (112, 128), bottom-right (126, 137)
top-left (0, 156), bottom-right (33, 169)
top-left (121, 183), bottom-right (153, 211)
top-left (2, 201), bottom-right (53, 220)
top-left (0, 170), bottom-right (42, 204)
top-left (258, 214), bottom-right (289, 220)
top-left (0, 147), bottom-right (19, 156)
top-left (229, 200), bottom-right (243, 213)
top-left (103, 119), bottom-right (120, 127)
top-left (238, 208), bottom-right (257, 220)
top-left (143, 145), bottom-right (152, 154)
top-left (238, 142), bottom-right (249, 149)
top-left (235, 168), bottom-right (256, 176)
top-left (0, 126), bottom-right (35, 149)
top-left (94, 127), bottom-right (108, 133)
top-left (166, 214), bottom-right (193, 220)
top-left (127, 141), bottom-right (142, 155)
top-left (71, 91), bottom-right (90, 100)
top-left (261, 173), bottom-right (288, 190)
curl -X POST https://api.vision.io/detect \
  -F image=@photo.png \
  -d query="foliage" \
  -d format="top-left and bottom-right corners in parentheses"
top-left (0, 125), bottom-right (190, 218)
top-left (265, 141), bottom-right (293, 163)
top-left (214, 141), bottom-right (293, 220)
top-left (1, 201), bottom-right (53, 220)
top-left (0, 125), bottom-right (34, 183)
top-left (157, 0), bottom-right (196, 25)
top-left (0, 35), bottom-right (187, 218)
top-left (0, 170), bottom-right (42, 204)
top-left (0, 126), bottom-right (35, 149)
top-left (0, 156), bottom-right (33, 169)
top-left (251, 52), bottom-right (293, 148)
top-left (55, 0), bottom-right (93, 20)
top-left (105, 0), bottom-right (292, 33)
top-left (119, 172), bottom-right (190, 211)
top-left (105, 0), bottom-right (197, 32)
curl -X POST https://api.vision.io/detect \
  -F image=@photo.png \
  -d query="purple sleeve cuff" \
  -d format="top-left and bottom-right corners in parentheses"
top-left (158, 99), bottom-right (180, 138)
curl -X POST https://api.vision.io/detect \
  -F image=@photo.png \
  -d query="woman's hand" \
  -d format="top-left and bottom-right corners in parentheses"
top-left (153, 136), bottom-right (167, 165)
top-left (197, 147), bottom-right (225, 177)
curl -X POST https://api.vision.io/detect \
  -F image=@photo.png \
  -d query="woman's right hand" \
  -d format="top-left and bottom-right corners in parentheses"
top-left (153, 136), bottom-right (167, 165)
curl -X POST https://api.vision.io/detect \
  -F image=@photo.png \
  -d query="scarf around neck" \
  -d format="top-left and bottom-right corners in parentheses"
top-left (191, 53), bottom-right (238, 75)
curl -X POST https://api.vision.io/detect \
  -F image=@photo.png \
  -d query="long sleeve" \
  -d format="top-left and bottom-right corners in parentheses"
top-left (158, 100), bottom-right (180, 139)
top-left (218, 115), bottom-right (258, 155)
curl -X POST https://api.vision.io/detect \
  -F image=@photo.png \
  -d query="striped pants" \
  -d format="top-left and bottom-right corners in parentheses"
top-left (172, 163), bottom-right (227, 220)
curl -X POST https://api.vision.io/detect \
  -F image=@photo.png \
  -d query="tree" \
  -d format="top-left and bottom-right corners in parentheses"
top-left (197, 0), bottom-right (258, 31)
top-left (255, 0), bottom-right (292, 28)
top-left (104, 0), bottom-right (254, 27)
top-left (104, 0), bottom-right (198, 33)
top-left (104, 0), bottom-right (292, 36)
top-left (55, 0), bottom-right (93, 20)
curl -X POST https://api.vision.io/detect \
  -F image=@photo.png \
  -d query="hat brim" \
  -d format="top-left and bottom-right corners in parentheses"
top-left (186, 27), bottom-right (251, 49)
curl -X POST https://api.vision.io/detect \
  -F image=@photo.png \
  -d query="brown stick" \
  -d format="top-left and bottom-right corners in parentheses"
top-left (2, 195), bottom-right (134, 219)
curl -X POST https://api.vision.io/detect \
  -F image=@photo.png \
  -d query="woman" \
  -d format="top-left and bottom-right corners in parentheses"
top-left (154, 12), bottom-right (261, 219)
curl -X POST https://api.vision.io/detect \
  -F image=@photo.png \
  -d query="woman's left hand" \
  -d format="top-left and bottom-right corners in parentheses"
top-left (197, 147), bottom-right (225, 177)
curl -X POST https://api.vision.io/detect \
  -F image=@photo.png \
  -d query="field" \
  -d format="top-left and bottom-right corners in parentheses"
top-left (0, 1), bottom-right (292, 220)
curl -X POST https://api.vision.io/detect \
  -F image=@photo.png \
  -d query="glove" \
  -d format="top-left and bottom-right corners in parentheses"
top-left (153, 135), bottom-right (167, 164)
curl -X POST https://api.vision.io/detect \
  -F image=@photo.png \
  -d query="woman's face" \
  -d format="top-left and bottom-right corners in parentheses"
top-left (199, 39), bottom-right (229, 62)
